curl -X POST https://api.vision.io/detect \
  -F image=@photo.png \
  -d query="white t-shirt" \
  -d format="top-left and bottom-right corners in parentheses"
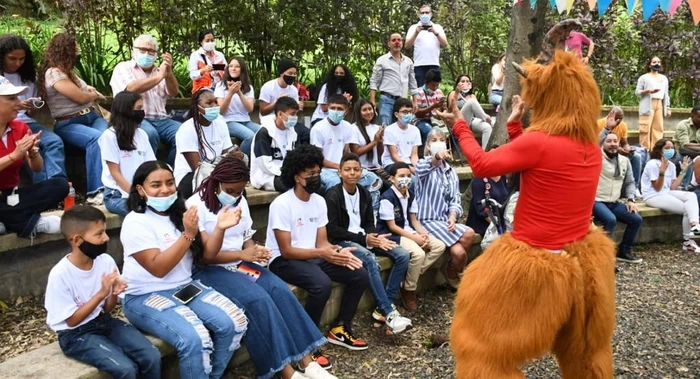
top-left (258, 79), bottom-right (299, 122)
top-left (641, 159), bottom-right (676, 201)
top-left (350, 123), bottom-right (380, 168)
top-left (185, 194), bottom-right (253, 268)
top-left (310, 118), bottom-right (353, 172)
top-left (275, 127), bottom-right (291, 159)
top-left (214, 83), bottom-right (255, 123)
top-left (382, 122), bottom-right (422, 167)
top-left (491, 64), bottom-right (504, 91)
top-left (121, 209), bottom-right (194, 295)
top-left (406, 23), bottom-right (445, 67)
top-left (266, 190), bottom-right (328, 264)
top-left (3, 73), bottom-right (37, 124)
top-left (312, 84), bottom-right (344, 121)
top-left (45, 254), bottom-right (118, 331)
top-left (173, 117), bottom-right (233, 186)
top-left (379, 186), bottom-right (418, 233)
top-left (99, 128), bottom-right (156, 197)
top-left (344, 188), bottom-right (364, 234)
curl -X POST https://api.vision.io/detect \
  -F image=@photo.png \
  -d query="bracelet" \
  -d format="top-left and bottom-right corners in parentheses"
top-left (181, 234), bottom-right (195, 243)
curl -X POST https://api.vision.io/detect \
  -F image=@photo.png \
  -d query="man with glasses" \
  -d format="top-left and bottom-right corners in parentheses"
top-left (110, 34), bottom-right (180, 165)
top-left (405, 4), bottom-right (448, 87)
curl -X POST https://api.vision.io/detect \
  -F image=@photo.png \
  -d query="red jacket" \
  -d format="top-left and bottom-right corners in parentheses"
top-left (0, 120), bottom-right (30, 190)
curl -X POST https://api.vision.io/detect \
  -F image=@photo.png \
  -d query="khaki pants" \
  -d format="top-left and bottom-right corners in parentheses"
top-left (639, 98), bottom-right (664, 150)
top-left (400, 235), bottom-right (447, 291)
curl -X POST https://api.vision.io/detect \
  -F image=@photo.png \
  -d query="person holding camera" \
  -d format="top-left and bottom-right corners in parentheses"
top-left (405, 4), bottom-right (448, 87)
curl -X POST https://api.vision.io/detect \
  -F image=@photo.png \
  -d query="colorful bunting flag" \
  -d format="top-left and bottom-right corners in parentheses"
top-left (531, 0), bottom-right (538, 9)
top-left (627, 0), bottom-right (637, 15)
top-left (642, 0), bottom-right (660, 19)
top-left (689, 0), bottom-right (700, 23)
top-left (549, 0), bottom-right (557, 8)
top-left (669, 0), bottom-right (683, 14)
top-left (566, 0), bottom-right (576, 12)
top-left (531, 0), bottom-right (698, 23)
top-left (556, 0), bottom-right (568, 13)
top-left (597, 0), bottom-right (614, 15)
top-left (659, 0), bottom-right (671, 11)
top-left (587, 0), bottom-right (598, 9)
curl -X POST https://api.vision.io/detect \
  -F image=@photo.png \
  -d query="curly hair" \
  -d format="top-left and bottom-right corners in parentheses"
top-left (197, 153), bottom-right (249, 214)
top-left (323, 64), bottom-right (358, 106)
top-left (280, 144), bottom-right (324, 189)
top-left (0, 34), bottom-right (36, 83)
top-left (649, 138), bottom-right (670, 160)
top-left (37, 33), bottom-right (80, 99)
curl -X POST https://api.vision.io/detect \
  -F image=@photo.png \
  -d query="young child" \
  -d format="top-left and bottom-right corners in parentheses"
top-left (381, 98), bottom-right (421, 174)
top-left (376, 162), bottom-right (446, 311)
top-left (45, 205), bottom-right (161, 378)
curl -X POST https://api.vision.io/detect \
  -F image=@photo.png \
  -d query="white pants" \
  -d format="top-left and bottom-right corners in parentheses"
top-left (460, 98), bottom-right (492, 149)
top-left (644, 190), bottom-right (699, 236)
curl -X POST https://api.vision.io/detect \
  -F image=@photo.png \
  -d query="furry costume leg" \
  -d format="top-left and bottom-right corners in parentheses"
top-left (450, 230), bottom-right (615, 378)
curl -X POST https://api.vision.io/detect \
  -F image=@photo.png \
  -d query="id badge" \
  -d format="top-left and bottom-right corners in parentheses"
top-left (7, 187), bottom-right (19, 207)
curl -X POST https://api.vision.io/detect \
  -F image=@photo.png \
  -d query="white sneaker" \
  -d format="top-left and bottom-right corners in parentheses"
top-left (635, 189), bottom-right (642, 199)
top-left (301, 361), bottom-right (338, 379)
top-left (291, 372), bottom-right (307, 379)
top-left (682, 239), bottom-right (700, 253)
top-left (690, 224), bottom-right (700, 236)
top-left (87, 191), bottom-right (104, 205)
top-left (385, 310), bottom-right (413, 335)
top-left (34, 215), bottom-right (61, 234)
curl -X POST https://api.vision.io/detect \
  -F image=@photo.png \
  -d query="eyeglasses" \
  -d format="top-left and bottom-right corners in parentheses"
top-left (134, 46), bottom-right (157, 55)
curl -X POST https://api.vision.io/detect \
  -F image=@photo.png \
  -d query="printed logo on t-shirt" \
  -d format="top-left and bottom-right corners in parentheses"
top-left (309, 216), bottom-right (320, 223)
top-left (295, 218), bottom-right (304, 227)
top-left (163, 233), bottom-right (176, 244)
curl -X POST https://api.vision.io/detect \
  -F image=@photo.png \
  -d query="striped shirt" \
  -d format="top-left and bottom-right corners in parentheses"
top-left (110, 60), bottom-right (170, 120)
top-left (414, 157), bottom-right (462, 222)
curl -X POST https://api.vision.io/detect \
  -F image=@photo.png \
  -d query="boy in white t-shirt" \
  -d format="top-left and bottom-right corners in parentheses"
top-left (382, 98), bottom-right (421, 175)
top-left (45, 205), bottom-right (160, 378)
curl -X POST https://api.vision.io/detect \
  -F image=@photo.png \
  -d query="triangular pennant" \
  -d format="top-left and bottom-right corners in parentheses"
top-left (642, 0), bottom-right (660, 20)
top-left (550, 0), bottom-right (558, 8)
top-left (531, 0), bottom-right (538, 9)
top-left (588, 0), bottom-right (598, 10)
top-left (556, 0), bottom-right (568, 13)
top-left (626, 0), bottom-right (637, 15)
top-left (669, 0), bottom-right (683, 15)
top-left (659, 0), bottom-right (671, 11)
top-left (689, 0), bottom-right (700, 23)
top-left (566, 0), bottom-right (576, 12)
top-left (597, 0), bottom-right (614, 15)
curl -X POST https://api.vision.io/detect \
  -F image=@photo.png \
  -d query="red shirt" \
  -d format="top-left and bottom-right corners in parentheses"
top-left (454, 119), bottom-right (601, 250)
top-left (0, 120), bottom-right (30, 190)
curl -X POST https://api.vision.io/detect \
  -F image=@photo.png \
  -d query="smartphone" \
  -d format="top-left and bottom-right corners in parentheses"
top-left (212, 64), bottom-right (226, 70)
top-left (173, 283), bottom-right (202, 304)
top-left (422, 24), bottom-right (432, 30)
top-left (236, 264), bottom-right (262, 283)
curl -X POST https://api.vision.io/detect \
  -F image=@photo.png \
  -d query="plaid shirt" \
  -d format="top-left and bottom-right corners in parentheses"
top-left (415, 87), bottom-right (445, 120)
top-left (110, 60), bottom-right (170, 120)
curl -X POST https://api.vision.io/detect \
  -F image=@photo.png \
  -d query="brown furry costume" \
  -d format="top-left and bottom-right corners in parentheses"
top-left (450, 20), bottom-right (616, 378)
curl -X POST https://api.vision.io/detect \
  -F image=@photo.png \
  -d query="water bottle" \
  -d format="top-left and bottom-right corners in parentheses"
top-left (64, 182), bottom-right (76, 210)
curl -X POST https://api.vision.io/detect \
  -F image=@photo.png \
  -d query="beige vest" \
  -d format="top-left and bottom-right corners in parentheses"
top-left (596, 152), bottom-right (629, 202)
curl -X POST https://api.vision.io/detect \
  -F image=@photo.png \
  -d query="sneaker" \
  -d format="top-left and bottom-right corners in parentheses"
top-left (291, 372), bottom-right (307, 379)
top-left (87, 191), bottom-right (104, 205)
top-left (372, 304), bottom-right (397, 324)
top-left (385, 310), bottom-right (413, 335)
top-left (616, 250), bottom-right (643, 263)
top-left (310, 351), bottom-right (332, 370)
top-left (682, 239), bottom-right (700, 252)
top-left (691, 224), bottom-right (700, 236)
top-left (34, 215), bottom-right (61, 234)
top-left (300, 361), bottom-right (338, 379)
top-left (0, 222), bottom-right (5, 234)
top-left (327, 325), bottom-right (369, 351)
top-left (635, 189), bottom-right (642, 199)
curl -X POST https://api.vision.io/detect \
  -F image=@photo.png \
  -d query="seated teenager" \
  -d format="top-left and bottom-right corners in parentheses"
top-left (377, 162), bottom-right (446, 311)
top-left (250, 97), bottom-right (299, 191)
top-left (173, 89), bottom-right (233, 199)
top-left (120, 161), bottom-right (247, 379)
top-left (266, 144), bottom-right (370, 355)
top-left (448, 75), bottom-right (492, 149)
top-left (381, 98), bottom-right (421, 174)
top-left (186, 155), bottom-right (336, 378)
top-left (465, 146), bottom-right (509, 237)
top-left (0, 80), bottom-right (68, 236)
top-left (414, 69), bottom-right (446, 143)
top-left (45, 205), bottom-right (160, 378)
top-left (98, 91), bottom-right (156, 216)
top-left (310, 94), bottom-right (381, 209)
top-left (349, 99), bottom-right (392, 186)
top-left (215, 57), bottom-right (260, 157)
top-left (311, 65), bottom-right (358, 126)
top-left (325, 153), bottom-right (412, 333)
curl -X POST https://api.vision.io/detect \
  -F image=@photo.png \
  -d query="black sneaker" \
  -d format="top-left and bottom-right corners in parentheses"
top-left (616, 250), bottom-right (642, 263)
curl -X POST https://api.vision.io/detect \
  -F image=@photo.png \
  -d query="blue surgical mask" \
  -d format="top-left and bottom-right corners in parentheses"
top-left (146, 192), bottom-right (178, 212)
top-left (200, 106), bottom-right (220, 122)
top-left (423, 85), bottom-right (434, 95)
top-left (328, 109), bottom-right (345, 124)
top-left (135, 53), bottom-right (155, 69)
top-left (420, 14), bottom-right (431, 24)
top-left (400, 113), bottom-right (414, 126)
top-left (217, 186), bottom-right (241, 206)
top-left (283, 114), bottom-right (298, 129)
top-left (663, 149), bottom-right (675, 160)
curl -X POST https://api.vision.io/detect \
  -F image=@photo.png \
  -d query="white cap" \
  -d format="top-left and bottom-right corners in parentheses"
top-left (0, 77), bottom-right (28, 96)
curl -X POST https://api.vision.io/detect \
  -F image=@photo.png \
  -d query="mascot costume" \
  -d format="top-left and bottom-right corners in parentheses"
top-left (450, 19), bottom-right (616, 378)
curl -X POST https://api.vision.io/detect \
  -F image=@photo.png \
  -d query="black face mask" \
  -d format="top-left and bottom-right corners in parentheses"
top-left (78, 238), bottom-right (107, 260)
top-left (651, 64), bottom-right (662, 71)
top-left (283, 75), bottom-right (296, 85)
top-left (131, 110), bottom-right (146, 123)
top-left (334, 74), bottom-right (345, 83)
top-left (229, 77), bottom-right (241, 83)
top-left (301, 175), bottom-right (322, 194)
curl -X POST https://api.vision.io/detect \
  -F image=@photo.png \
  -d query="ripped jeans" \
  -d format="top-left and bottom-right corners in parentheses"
top-left (123, 280), bottom-right (248, 379)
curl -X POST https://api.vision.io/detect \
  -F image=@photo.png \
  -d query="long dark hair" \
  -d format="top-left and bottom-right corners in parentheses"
top-left (649, 138), bottom-right (669, 160)
top-left (198, 154), bottom-right (249, 214)
top-left (127, 161), bottom-right (204, 258)
top-left (188, 89), bottom-right (217, 163)
top-left (323, 64), bottom-right (358, 105)
top-left (37, 33), bottom-right (80, 99)
top-left (352, 99), bottom-right (377, 163)
top-left (110, 91), bottom-right (142, 151)
top-left (221, 57), bottom-right (252, 94)
top-left (0, 34), bottom-right (36, 83)
top-left (197, 29), bottom-right (214, 43)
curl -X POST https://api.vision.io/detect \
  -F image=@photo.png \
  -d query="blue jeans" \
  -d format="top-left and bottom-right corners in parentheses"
top-left (592, 201), bottom-right (643, 254)
top-left (320, 169), bottom-right (381, 212)
top-left (193, 264), bottom-right (326, 379)
top-left (628, 152), bottom-right (642, 189)
top-left (414, 65), bottom-right (440, 88)
top-left (123, 280), bottom-right (248, 379)
top-left (339, 241), bottom-right (409, 316)
top-left (378, 94), bottom-right (396, 127)
top-left (416, 119), bottom-right (433, 144)
top-left (226, 120), bottom-right (260, 158)
top-left (53, 110), bottom-right (107, 195)
top-left (26, 122), bottom-right (66, 182)
top-left (57, 313), bottom-right (161, 379)
top-left (489, 90), bottom-right (503, 107)
top-left (141, 118), bottom-right (181, 165)
top-left (104, 187), bottom-right (129, 216)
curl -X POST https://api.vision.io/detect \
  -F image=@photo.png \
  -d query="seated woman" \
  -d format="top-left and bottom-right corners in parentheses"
top-left (186, 155), bottom-right (336, 379)
top-left (311, 65), bottom-right (358, 126)
top-left (98, 91), bottom-right (156, 216)
top-left (188, 29), bottom-right (226, 93)
top-left (174, 89), bottom-right (233, 199)
top-left (465, 149), bottom-right (509, 236)
top-left (0, 34), bottom-right (66, 183)
top-left (448, 75), bottom-right (492, 149)
top-left (120, 160), bottom-right (247, 379)
top-left (415, 128), bottom-right (475, 290)
top-left (349, 99), bottom-right (391, 184)
top-left (641, 139), bottom-right (700, 252)
top-left (215, 57), bottom-right (259, 157)
top-left (0, 81), bottom-right (68, 236)
top-left (38, 33), bottom-right (107, 204)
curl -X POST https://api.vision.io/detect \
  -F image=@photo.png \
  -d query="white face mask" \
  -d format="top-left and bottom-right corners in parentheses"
top-left (429, 141), bottom-right (447, 156)
top-left (203, 42), bottom-right (215, 52)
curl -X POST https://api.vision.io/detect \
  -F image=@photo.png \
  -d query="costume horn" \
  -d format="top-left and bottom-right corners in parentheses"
top-left (512, 62), bottom-right (528, 78)
top-left (536, 19), bottom-right (582, 65)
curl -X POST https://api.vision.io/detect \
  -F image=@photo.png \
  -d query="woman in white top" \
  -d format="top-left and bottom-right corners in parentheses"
top-left (186, 155), bottom-right (335, 379)
top-left (214, 57), bottom-right (259, 158)
top-left (641, 139), bottom-right (700, 252)
top-left (174, 89), bottom-right (233, 199)
top-left (489, 54), bottom-right (505, 108)
top-left (98, 91), bottom-right (156, 216)
top-left (120, 160), bottom-right (247, 379)
top-left (635, 56), bottom-right (671, 151)
top-left (349, 99), bottom-right (383, 170)
top-left (310, 65), bottom-right (358, 126)
top-left (188, 29), bottom-right (226, 94)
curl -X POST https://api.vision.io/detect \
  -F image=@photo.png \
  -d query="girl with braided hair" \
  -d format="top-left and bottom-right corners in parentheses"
top-left (186, 155), bottom-right (335, 379)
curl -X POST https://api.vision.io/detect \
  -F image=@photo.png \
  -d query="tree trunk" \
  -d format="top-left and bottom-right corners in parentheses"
top-left (490, 0), bottom-right (550, 146)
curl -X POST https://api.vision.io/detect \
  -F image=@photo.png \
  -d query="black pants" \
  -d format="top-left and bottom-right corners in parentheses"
top-left (0, 177), bottom-right (69, 237)
top-left (177, 172), bottom-right (194, 200)
top-left (269, 257), bottom-right (369, 327)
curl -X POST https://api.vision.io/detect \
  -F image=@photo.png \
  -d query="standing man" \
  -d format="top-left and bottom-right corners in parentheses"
top-left (565, 28), bottom-right (595, 64)
top-left (404, 4), bottom-right (448, 87)
top-left (369, 33), bottom-right (420, 127)
top-left (110, 34), bottom-right (180, 165)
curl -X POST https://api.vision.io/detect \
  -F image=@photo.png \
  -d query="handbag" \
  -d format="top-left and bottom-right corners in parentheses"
top-left (93, 102), bottom-right (111, 122)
